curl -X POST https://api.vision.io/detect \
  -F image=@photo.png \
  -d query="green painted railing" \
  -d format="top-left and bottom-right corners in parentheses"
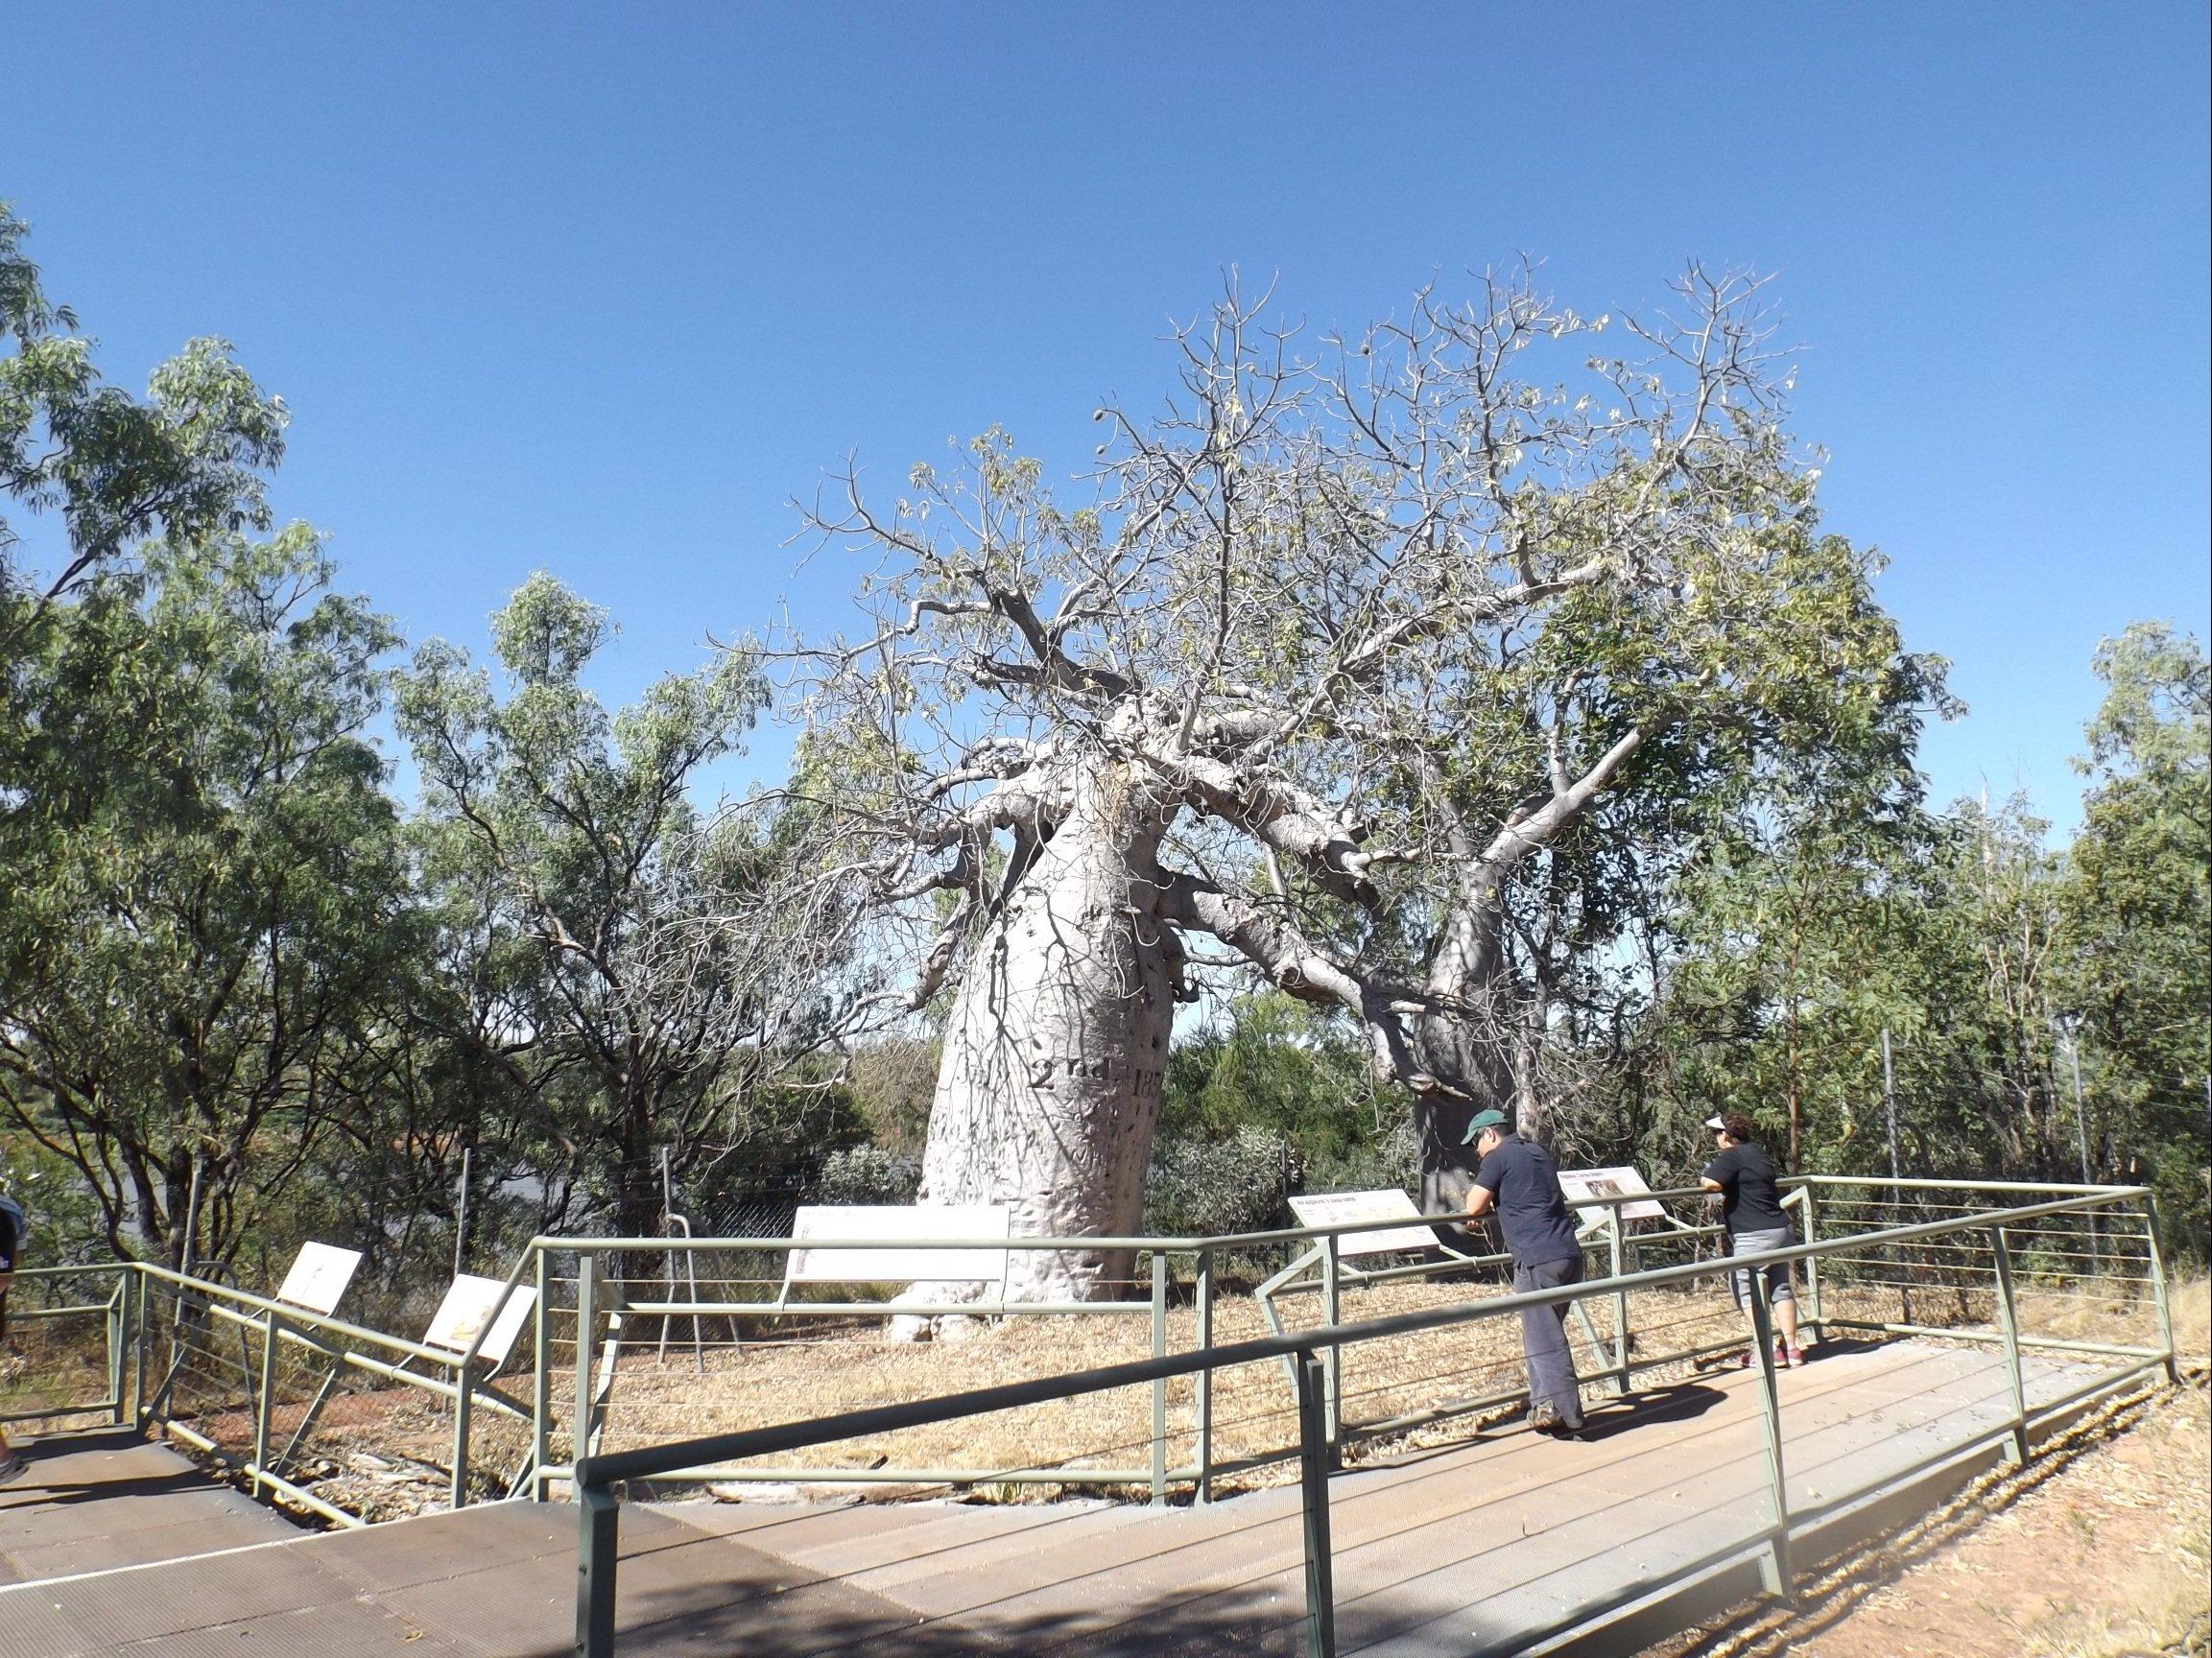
top-left (565, 1181), bottom-right (2174, 1658)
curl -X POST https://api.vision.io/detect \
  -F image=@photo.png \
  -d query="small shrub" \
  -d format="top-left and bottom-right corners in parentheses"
top-left (1145, 1125), bottom-right (1295, 1240)
top-left (811, 1144), bottom-right (923, 1207)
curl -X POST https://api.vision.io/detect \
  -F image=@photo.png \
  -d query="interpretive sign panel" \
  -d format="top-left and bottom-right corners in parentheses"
top-left (1288, 1190), bottom-right (1439, 1259)
top-left (274, 1242), bottom-right (363, 1315)
top-left (420, 1273), bottom-right (538, 1367)
top-left (786, 1205), bottom-right (1011, 1288)
top-left (1558, 1167), bottom-right (1667, 1222)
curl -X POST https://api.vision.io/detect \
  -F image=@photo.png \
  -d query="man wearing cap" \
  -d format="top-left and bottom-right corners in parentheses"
top-left (1462, 1109), bottom-right (1586, 1437)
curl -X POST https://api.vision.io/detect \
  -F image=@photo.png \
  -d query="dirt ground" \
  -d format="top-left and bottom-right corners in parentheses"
top-left (1642, 1278), bottom-right (2212, 1658)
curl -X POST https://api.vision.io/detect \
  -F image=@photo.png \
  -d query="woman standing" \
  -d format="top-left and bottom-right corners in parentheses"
top-left (1701, 1113), bottom-right (1808, 1368)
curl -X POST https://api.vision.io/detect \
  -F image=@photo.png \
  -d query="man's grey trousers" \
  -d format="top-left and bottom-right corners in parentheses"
top-left (1512, 1255), bottom-right (1585, 1430)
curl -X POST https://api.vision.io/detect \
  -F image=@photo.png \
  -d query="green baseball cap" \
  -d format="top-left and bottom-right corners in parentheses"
top-left (1460, 1108), bottom-right (1510, 1145)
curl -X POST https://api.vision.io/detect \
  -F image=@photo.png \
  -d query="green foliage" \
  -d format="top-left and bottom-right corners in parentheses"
top-left (2057, 624), bottom-right (2210, 1248)
top-left (1148, 993), bottom-right (1412, 1236)
top-left (396, 575), bottom-right (778, 1233)
top-left (1144, 1125), bottom-right (1296, 1240)
top-left (1158, 993), bottom-right (1385, 1167)
top-left (812, 1144), bottom-right (922, 1207)
top-left (0, 530), bottom-right (408, 1264)
top-left (1, 203), bottom-right (287, 623)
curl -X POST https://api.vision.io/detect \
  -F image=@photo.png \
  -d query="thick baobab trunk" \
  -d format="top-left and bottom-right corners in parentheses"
top-left (912, 761), bottom-right (1177, 1312)
top-left (1411, 879), bottom-right (1520, 1215)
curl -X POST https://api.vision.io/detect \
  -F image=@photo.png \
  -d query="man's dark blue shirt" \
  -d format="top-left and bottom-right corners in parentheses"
top-left (1473, 1136), bottom-right (1582, 1267)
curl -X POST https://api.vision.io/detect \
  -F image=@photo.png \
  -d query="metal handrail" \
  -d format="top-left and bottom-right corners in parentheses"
top-left (572, 1186), bottom-right (2144, 1486)
top-left (10, 1172), bottom-right (2164, 1591)
top-left (568, 1184), bottom-right (2171, 1658)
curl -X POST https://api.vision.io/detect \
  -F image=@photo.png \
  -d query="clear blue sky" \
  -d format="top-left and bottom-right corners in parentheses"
top-left (10, 4), bottom-right (2208, 831)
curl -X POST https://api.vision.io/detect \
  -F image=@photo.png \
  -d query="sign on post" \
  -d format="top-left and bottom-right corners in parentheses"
top-left (785, 1205), bottom-right (1011, 1290)
top-left (274, 1242), bottom-right (364, 1316)
top-left (1558, 1167), bottom-right (1667, 1222)
top-left (420, 1273), bottom-right (538, 1369)
top-left (1287, 1190), bottom-right (1440, 1260)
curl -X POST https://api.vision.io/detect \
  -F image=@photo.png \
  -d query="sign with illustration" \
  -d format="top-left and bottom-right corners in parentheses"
top-left (1288, 1190), bottom-right (1440, 1259)
top-left (420, 1272), bottom-right (537, 1367)
top-left (1558, 1167), bottom-right (1668, 1222)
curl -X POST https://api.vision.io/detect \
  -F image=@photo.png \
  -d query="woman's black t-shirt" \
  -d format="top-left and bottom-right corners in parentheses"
top-left (1702, 1143), bottom-right (1790, 1235)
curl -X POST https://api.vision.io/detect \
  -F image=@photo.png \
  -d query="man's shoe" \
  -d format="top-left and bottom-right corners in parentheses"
top-left (0, 1453), bottom-right (29, 1485)
top-left (1529, 1404), bottom-right (1560, 1434)
top-left (1786, 1347), bottom-right (1808, 1368)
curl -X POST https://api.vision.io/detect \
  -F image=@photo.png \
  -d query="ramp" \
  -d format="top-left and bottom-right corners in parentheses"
top-left (0, 1341), bottom-right (2133, 1656)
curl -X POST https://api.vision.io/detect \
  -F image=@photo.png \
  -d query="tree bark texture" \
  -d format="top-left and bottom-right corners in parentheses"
top-left (914, 760), bottom-right (1177, 1309)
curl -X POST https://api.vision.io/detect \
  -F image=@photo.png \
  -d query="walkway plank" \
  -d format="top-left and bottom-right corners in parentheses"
top-left (0, 1343), bottom-right (2119, 1657)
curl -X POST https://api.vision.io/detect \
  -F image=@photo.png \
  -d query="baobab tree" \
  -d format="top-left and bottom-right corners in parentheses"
top-left (784, 266), bottom-right (1940, 1304)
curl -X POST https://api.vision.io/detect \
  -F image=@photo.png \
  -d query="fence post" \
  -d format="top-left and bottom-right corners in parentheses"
top-left (131, 1267), bottom-right (152, 1427)
top-left (1295, 1350), bottom-right (1338, 1658)
top-left (252, 1308), bottom-right (280, 1504)
top-left (1320, 1232), bottom-right (1342, 1447)
top-left (532, 1245), bottom-right (552, 1499)
top-left (450, 1353), bottom-right (475, 1511)
top-left (1989, 1226), bottom-right (2030, 1465)
top-left (577, 1477), bottom-right (620, 1658)
top-left (1150, 1250), bottom-right (1169, 1504)
top-left (1607, 1209), bottom-right (1629, 1395)
top-left (107, 1274), bottom-right (129, 1425)
top-left (574, 1251), bottom-right (599, 1480)
top-left (1798, 1184), bottom-right (1824, 1336)
top-left (2141, 1195), bottom-right (2177, 1386)
top-left (1746, 1289), bottom-right (1794, 1603)
top-left (1195, 1247), bottom-right (1215, 1504)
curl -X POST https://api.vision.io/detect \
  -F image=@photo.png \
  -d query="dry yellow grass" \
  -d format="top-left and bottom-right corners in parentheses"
top-left (579, 1274), bottom-right (1766, 1498)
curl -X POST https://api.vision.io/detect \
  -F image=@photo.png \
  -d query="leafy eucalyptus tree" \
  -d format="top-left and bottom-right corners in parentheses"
top-left (0, 529), bottom-right (407, 1266)
top-left (792, 267), bottom-right (1944, 1299)
top-left (397, 574), bottom-right (823, 1237)
top-left (2057, 622), bottom-right (2209, 1247)
top-left (1, 203), bottom-right (287, 637)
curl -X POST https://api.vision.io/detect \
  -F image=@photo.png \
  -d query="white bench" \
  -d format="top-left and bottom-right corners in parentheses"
top-left (782, 1204), bottom-right (1011, 1304)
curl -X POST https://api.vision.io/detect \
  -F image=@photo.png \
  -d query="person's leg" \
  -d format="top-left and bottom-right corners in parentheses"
top-left (1729, 1239), bottom-right (1760, 1360)
top-left (1518, 1257), bottom-right (1585, 1430)
top-left (1770, 1258), bottom-right (1801, 1353)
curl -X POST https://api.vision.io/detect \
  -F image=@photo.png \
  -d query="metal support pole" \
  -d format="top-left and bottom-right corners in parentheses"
top-left (107, 1276), bottom-right (128, 1424)
top-left (533, 1246), bottom-right (552, 1498)
top-left (1989, 1227), bottom-right (2030, 1466)
top-left (2066, 1038), bottom-right (2100, 1281)
top-left (455, 1146), bottom-right (473, 1283)
top-left (252, 1308), bottom-right (280, 1504)
top-left (1295, 1350), bottom-right (1338, 1658)
top-left (1882, 1029), bottom-right (1912, 1329)
top-left (1150, 1251), bottom-right (1168, 1504)
top-left (450, 1354), bottom-right (475, 1510)
top-left (1607, 1211), bottom-right (1629, 1395)
top-left (274, 1362), bottom-right (345, 1477)
top-left (2142, 1195), bottom-right (2177, 1386)
top-left (1799, 1184), bottom-right (1824, 1335)
top-left (1746, 1290), bottom-right (1794, 1603)
top-left (577, 1480), bottom-right (619, 1658)
top-left (1881, 1029), bottom-right (1899, 1191)
top-left (575, 1251), bottom-right (598, 1475)
top-left (1320, 1233), bottom-right (1342, 1446)
top-left (1195, 1247), bottom-right (1215, 1504)
top-left (131, 1267), bottom-right (153, 1426)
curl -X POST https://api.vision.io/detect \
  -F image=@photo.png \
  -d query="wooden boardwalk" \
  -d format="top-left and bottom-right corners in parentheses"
top-left (0, 1341), bottom-right (2110, 1657)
